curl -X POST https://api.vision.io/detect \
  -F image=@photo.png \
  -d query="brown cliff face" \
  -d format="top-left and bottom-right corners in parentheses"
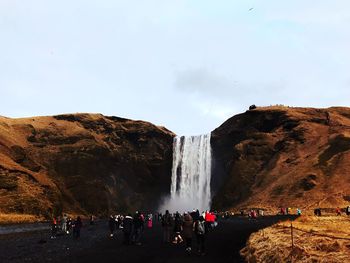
top-left (211, 106), bottom-right (350, 211)
top-left (2, 107), bottom-right (350, 218)
top-left (0, 114), bottom-right (174, 217)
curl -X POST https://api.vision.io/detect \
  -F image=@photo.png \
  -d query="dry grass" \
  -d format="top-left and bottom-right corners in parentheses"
top-left (0, 213), bottom-right (44, 224)
top-left (241, 216), bottom-right (350, 262)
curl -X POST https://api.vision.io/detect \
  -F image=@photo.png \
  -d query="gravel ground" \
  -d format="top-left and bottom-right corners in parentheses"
top-left (0, 216), bottom-right (297, 263)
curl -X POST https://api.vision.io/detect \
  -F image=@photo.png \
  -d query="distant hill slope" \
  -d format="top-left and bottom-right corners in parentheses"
top-left (211, 106), bottom-right (350, 211)
top-left (0, 113), bottom-right (174, 218)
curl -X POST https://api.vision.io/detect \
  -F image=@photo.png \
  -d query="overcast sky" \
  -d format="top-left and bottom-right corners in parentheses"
top-left (1, 1), bottom-right (349, 135)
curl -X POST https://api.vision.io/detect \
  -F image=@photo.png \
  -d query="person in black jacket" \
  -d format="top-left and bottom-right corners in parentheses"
top-left (162, 210), bottom-right (173, 243)
top-left (132, 211), bottom-right (144, 245)
top-left (108, 215), bottom-right (116, 237)
top-left (172, 212), bottom-right (183, 244)
top-left (73, 216), bottom-right (82, 239)
top-left (123, 214), bottom-right (133, 245)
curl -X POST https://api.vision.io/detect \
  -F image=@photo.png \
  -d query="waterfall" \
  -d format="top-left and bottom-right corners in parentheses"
top-left (167, 134), bottom-right (212, 213)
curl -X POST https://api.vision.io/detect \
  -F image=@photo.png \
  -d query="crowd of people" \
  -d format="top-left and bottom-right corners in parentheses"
top-left (50, 214), bottom-right (83, 239)
top-left (314, 206), bottom-right (350, 216)
top-left (159, 209), bottom-right (217, 255)
top-left (279, 207), bottom-right (302, 215)
top-left (49, 205), bottom-right (350, 256)
top-left (107, 209), bottom-right (217, 256)
top-left (50, 209), bottom-right (217, 256)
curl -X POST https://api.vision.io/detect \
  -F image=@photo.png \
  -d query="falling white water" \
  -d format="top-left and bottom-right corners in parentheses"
top-left (166, 134), bottom-right (212, 213)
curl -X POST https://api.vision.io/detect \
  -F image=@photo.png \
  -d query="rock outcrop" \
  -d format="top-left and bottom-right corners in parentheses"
top-left (0, 114), bottom-right (174, 217)
top-left (211, 106), bottom-right (350, 211)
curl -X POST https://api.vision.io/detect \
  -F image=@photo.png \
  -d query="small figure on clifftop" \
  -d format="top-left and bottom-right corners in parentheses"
top-left (249, 104), bottom-right (257, 110)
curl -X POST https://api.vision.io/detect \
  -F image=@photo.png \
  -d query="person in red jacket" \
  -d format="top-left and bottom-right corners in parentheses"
top-left (51, 217), bottom-right (57, 239)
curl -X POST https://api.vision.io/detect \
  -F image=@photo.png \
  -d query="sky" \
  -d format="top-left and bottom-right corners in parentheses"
top-left (1, 1), bottom-right (350, 135)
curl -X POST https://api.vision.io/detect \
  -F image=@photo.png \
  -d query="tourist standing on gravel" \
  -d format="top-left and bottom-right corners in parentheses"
top-left (191, 209), bottom-right (200, 222)
top-left (194, 216), bottom-right (207, 255)
top-left (73, 216), bottom-right (82, 239)
top-left (182, 213), bottom-right (193, 253)
top-left (66, 216), bottom-right (72, 234)
top-left (61, 214), bottom-right (67, 234)
top-left (172, 212), bottom-right (183, 244)
top-left (297, 208), bottom-right (302, 215)
top-left (109, 215), bottom-right (116, 237)
top-left (132, 211), bottom-right (144, 245)
top-left (123, 214), bottom-right (133, 245)
top-left (336, 207), bottom-right (341, 216)
top-left (147, 214), bottom-right (153, 228)
top-left (115, 215), bottom-right (121, 230)
top-left (90, 215), bottom-right (95, 225)
top-left (162, 210), bottom-right (173, 243)
top-left (51, 217), bottom-right (58, 239)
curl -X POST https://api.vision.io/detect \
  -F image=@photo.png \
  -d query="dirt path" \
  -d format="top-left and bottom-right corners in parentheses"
top-left (0, 216), bottom-right (297, 263)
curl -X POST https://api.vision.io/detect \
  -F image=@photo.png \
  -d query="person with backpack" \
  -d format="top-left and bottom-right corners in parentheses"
top-left (194, 216), bottom-right (206, 255)
top-left (162, 210), bottom-right (173, 243)
top-left (172, 212), bottom-right (183, 244)
top-left (182, 213), bottom-right (194, 253)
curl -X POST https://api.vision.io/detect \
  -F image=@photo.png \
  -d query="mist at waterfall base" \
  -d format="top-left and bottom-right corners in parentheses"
top-left (158, 134), bottom-right (212, 213)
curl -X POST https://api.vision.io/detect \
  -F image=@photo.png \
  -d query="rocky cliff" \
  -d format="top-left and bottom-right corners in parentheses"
top-left (0, 114), bottom-right (174, 218)
top-left (2, 106), bottom-right (350, 219)
top-left (211, 106), bottom-right (350, 211)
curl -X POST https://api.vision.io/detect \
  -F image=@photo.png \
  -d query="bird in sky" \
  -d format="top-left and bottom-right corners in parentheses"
top-left (249, 8), bottom-right (254, 11)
